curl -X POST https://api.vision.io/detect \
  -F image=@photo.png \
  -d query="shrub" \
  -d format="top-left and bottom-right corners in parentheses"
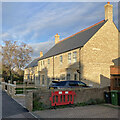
top-left (33, 100), bottom-right (44, 111)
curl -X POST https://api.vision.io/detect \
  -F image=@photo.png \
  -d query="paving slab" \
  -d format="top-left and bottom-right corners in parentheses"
top-left (34, 105), bottom-right (120, 118)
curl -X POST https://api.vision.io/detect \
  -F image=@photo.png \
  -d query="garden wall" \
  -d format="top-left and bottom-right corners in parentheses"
top-left (25, 87), bottom-right (109, 111)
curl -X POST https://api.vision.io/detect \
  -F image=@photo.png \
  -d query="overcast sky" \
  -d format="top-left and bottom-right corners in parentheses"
top-left (1, 2), bottom-right (118, 59)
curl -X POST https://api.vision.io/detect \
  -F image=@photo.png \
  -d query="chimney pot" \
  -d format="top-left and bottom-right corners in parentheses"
top-left (104, 2), bottom-right (113, 21)
top-left (55, 33), bottom-right (60, 44)
top-left (40, 51), bottom-right (43, 57)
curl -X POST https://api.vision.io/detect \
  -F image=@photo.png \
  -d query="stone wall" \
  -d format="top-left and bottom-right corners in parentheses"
top-left (25, 91), bottom-right (33, 112)
top-left (25, 87), bottom-right (109, 111)
top-left (24, 3), bottom-right (119, 88)
top-left (1, 81), bottom-right (16, 98)
top-left (81, 20), bottom-right (118, 87)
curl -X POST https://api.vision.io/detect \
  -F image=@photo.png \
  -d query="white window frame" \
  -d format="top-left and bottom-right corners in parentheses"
top-left (68, 53), bottom-right (71, 64)
top-left (48, 59), bottom-right (50, 65)
top-left (60, 55), bottom-right (63, 64)
top-left (42, 75), bottom-right (45, 85)
top-left (73, 51), bottom-right (77, 63)
top-left (66, 73), bottom-right (71, 80)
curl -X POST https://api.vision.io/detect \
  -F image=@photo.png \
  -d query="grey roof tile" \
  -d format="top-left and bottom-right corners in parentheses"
top-left (26, 20), bottom-right (107, 69)
top-left (39, 20), bottom-right (107, 60)
top-left (112, 57), bottom-right (120, 66)
top-left (25, 57), bottom-right (40, 69)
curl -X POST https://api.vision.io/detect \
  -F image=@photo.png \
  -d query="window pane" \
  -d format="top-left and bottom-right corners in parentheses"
top-left (47, 77), bottom-right (50, 86)
top-left (60, 55), bottom-right (63, 63)
top-left (38, 74), bottom-right (40, 84)
top-left (48, 59), bottom-right (50, 64)
top-left (67, 74), bottom-right (70, 80)
top-left (74, 74), bottom-right (77, 81)
top-left (28, 75), bottom-right (30, 80)
top-left (68, 53), bottom-right (71, 63)
top-left (73, 51), bottom-right (77, 62)
top-left (42, 75), bottom-right (44, 84)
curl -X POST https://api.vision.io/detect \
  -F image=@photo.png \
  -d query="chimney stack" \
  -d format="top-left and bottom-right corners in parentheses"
top-left (104, 2), bottom-right (113, 22)
top-left (40, 51), bottom-right (43, 57)
top-left (55, 33), bottom-right (60, 44)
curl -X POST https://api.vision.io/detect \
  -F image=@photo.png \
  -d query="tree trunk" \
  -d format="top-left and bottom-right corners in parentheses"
top-left (10, 69), bottom-right (12, 83)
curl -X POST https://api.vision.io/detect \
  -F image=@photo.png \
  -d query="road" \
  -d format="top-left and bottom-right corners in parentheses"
top-left (2, 91), bottom-right (36, 119)
top-left (34, 105), bottom-right (120, 118)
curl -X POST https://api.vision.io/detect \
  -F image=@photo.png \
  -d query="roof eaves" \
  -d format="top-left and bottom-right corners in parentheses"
top-left (57, 20), bottom-right (105, 44)
top-left (38, 46), bottom-right (83, 60)
top-left (25, 57), bottom-right (40, 69)
top-left (38, 20), bottom-right (106, 61)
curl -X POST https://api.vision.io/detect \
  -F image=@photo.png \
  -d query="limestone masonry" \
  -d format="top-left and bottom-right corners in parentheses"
top-left (24, 2), bottom-right (119, 88)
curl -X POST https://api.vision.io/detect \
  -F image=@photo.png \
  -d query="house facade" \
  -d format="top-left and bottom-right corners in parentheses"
top-left (24, 2), bottom-right (119, 88)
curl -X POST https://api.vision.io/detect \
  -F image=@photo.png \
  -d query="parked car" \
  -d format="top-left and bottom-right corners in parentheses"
top-left (49, 80), bottom-right (60, 87)
top-left (49, 80), bottom-right (90, 89)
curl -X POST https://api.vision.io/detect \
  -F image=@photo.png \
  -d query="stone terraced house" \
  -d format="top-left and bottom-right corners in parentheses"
top-left (24, 2), bottom-right (119, 88)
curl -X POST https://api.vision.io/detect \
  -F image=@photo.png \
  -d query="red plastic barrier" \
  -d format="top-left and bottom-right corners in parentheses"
top-left (49, 91), bottom-right (76, 106)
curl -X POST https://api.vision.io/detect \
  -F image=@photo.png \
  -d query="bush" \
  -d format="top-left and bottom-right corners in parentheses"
top-left (33, 100), bottom-right (49, 111)
top-left (95, 98), bottom-right (105, 104)
top-left (86, 99), bottom-right (97, 105)
top-left (16, 91), bottom-right (23, 94)
top-left (85, 98), bottom-right (105, 105)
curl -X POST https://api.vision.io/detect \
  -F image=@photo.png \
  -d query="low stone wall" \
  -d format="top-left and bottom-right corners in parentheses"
top-left (74, 87), bottom-right (109, 103)
top-left (1, 81), bottom-right (16, 98)
top-left (16, 84), bottom-right (35, 88)
top-left (25, 87), bottom-right (109, 111)
top-left (25, 91), bottom-right (33, 112)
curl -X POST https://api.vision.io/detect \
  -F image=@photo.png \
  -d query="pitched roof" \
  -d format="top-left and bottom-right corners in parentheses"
top-left (26, 20), bottom-right (107, 69)
top-left (39, 20), bottom-right (107, 60)
top-left (112, 57), bottom-right (120, 66)
top-left (25, 57), bottom-right (40, 69)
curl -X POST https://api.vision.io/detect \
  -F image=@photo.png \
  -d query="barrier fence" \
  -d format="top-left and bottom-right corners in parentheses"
top-left (49, 91), bottom-right (76, 106)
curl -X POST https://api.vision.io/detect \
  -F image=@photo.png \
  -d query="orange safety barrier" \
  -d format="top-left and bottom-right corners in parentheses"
top-left (49, 91), bottom-right (76, 106)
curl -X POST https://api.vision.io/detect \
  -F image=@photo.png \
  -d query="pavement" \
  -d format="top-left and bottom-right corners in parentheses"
top-left (2, 91), bottom-right (35, 119)
top-left (34, 105), bottom-right (120, 118)
top-left (14, 96), bottom-right (26, 107)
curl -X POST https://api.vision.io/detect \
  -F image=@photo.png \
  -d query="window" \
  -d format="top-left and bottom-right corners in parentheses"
top-left (38, 74), bottom-right (40, 84)
top-left (36, 76), bottom-right (38, 81)
top-left (60, 74), bottom-right (65, 80)
top-left (42, 75), bottom-right (45, 85)
top-left (114, 78), bottom-right (120, 87)
top-left (43, 61), bottom-right (44, 65)
top-left (33, 75), bottom-right (35, 82)
top-left (68, 53), bottom-right (71, 64)
top-left (47, 77), bottom-right (50, 86)
top-left (67, 74), bottom-right (70, 80)
top-left (48, 59), bottom-right (50, 65)
top-left (60, 55), bottom-right (63, 64)
top-left (74, 74), bottom-right (77, 81)
top-left (69, 81), bottom-right (86, 86)
top-left (41, 61), bottom-right (42, 66)
top-left (27, 75), bottom-right (30, 80)
top-left (73, 51), bottom-right (77, 62)
top-left (118, 78), bottom-right (120, 87)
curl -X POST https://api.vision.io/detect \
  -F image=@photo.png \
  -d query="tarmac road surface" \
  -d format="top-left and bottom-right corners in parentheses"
top-left (2, 91), bottom-right (36, 119)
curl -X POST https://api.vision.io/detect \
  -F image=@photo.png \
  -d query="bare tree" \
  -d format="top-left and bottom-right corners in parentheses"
top-left (1, 40), bottom-right (33, 83)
